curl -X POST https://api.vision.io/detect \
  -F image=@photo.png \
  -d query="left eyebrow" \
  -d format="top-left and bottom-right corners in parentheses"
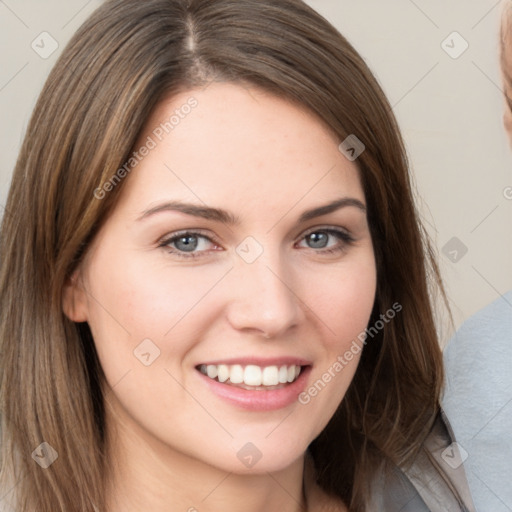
top-left (137, 201), bottom-right (239, 224)
top-left (297, 197), bottom-right (366, 223)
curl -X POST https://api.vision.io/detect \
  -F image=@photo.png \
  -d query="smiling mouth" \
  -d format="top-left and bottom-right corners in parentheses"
top-left (196, 363), bottom-right (305, 391)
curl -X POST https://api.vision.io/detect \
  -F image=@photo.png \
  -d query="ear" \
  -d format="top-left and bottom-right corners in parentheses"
top-left (62, 270), bottom-right (89, 322)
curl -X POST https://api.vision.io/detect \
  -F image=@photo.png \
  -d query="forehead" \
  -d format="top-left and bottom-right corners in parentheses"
top-left (116, 83), bottom-right (364, 220)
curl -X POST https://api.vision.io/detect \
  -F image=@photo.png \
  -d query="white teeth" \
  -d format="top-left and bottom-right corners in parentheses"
top-left (244, 365), bottom-right (262, 386)
top-left (262, 366), bottom-right (279, 386)
top-left (199, 363), bottom-right (303, 387)
top-left (217, 364), bottom-right (229, 383)
top-left (206, 365), bottom-right (218, 379)
top-left (278, 365), bottom-right (289, 384)
top-left (230, 364), bottom-right (244, 384)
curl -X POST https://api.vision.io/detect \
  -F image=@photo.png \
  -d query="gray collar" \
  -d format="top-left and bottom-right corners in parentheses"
top-left (369, 409), bottom-right (476, 511)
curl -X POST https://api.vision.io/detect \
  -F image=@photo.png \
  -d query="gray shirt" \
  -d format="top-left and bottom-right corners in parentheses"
top-left (443, 291), bottom-right (512, 512)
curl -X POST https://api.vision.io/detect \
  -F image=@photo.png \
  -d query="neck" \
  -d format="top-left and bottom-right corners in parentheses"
top-left (104, 408), bottom-right (307, 512)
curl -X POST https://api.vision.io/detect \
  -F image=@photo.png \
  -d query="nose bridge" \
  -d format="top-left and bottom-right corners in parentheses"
top-left (226, 239), bottom-right (301, 336)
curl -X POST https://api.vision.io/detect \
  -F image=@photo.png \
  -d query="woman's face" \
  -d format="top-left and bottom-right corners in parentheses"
top-left (66, 83), bottom-right (377, 474)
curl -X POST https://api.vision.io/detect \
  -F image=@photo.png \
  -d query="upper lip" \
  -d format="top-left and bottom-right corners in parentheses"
top-left (196, 357), bottom-right (312, 367)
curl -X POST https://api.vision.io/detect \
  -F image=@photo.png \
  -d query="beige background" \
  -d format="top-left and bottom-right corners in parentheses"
top-left (1, 0), bottom-right (511, 340)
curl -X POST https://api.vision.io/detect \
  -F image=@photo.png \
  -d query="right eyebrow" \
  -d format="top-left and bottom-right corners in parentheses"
top-left (137, 201), bottom-right (239, 225)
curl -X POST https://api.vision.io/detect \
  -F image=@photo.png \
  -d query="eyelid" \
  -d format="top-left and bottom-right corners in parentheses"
top-left (157, 229), bottom-right (224, 256)
top-left (296, 225), bottom-right (354, 242)
top-left (158, 228), bottom-right (219, 244)
top-left (293, 226), bottom-right (356, 255)
top-left (157, 225), bottom-right (355, 259)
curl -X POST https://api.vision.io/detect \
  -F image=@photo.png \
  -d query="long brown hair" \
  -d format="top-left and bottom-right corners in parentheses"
top-left (0, 0), bottom-right (444, 510)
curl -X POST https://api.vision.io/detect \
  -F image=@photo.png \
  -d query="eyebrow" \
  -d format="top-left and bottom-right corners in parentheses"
top-left (137, 197), bottom-right (366, 224)
top-left (137, 201), bottom-right (237, 224)
top-left (297, 197), bottom-right (366, 223)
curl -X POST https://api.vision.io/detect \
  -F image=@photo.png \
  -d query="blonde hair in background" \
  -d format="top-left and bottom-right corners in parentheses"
top-left (500, 0), bottom-right (512, 91)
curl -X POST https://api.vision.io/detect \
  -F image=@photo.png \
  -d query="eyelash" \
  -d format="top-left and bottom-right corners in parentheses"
top-left (299, 227), bottom-right (355, 254)
top-left (158, 229), bottom-right (221, 260)
top-left (158, 227), bottom-right (355, 260)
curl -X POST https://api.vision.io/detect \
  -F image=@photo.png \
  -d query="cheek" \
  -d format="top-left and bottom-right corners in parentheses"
top-left (83, 247), bottom-right (229, 378)
top-left (90, 249), bottom-right (225, 325)
top-left (304, 254), bottom-right (377, 347)
top-left (295, 253), bottom-right (376, 420)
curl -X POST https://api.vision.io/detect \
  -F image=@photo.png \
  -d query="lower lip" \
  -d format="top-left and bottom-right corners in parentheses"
top-left (196, 366), bottom-right (312, 411)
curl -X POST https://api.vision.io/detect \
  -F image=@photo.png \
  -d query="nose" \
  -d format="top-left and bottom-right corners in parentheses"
top-left (225, 250), bottom-right (303, 339)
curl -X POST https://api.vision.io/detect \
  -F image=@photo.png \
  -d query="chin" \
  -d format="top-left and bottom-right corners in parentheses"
top-left (201, 434), bottom-right (311, 475)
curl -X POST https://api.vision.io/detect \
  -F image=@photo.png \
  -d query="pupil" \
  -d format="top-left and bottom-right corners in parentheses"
top-left (308, 232), bottom-right (328, 248)
top-left (176, 235), bottom-right (198, 252)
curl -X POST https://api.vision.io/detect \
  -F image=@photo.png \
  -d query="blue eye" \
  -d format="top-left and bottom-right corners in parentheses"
top-left (159, 227), bottom-right (354, 259)
top-left (160, 231), bottom-right (219, 257)
top-left (305, 232), bottom-right (329, 248)
top-left (297, 228), bottom-right (354, 253)
top-left (174, 234), bottom-right (200, 252)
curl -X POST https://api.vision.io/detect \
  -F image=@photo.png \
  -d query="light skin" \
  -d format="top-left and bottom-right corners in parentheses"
top-left (63, 83), bottom-right (376, 512)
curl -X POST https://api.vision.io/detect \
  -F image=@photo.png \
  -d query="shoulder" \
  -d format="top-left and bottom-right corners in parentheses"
top-left (443, 290), bottom-right (512, 417)
top-left (442, 290), bottom-right (512, 442)
top-left (442, 291), bottom-right (512, 512)
top-left (444, 291), bottom-right (512, 369)
top-left (304, 411), bottom-right (475, 511)
top-left (369, 410), bottom-right (476, 512)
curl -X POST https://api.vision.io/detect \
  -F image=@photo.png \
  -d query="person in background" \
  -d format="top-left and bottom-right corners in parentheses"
top-left (442, 3), bottom-right (512, 511)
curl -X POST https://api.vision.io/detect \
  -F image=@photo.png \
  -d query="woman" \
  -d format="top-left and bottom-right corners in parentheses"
top-left (0, 0), bottom-right (475, 510)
